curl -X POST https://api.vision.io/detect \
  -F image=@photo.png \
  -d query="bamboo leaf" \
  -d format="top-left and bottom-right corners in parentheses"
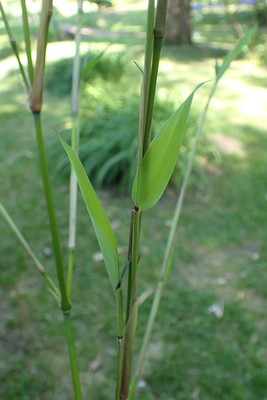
top-left (132, 83), bottom-right (204, 211)
top-left (61, 139), bottom-right (119, 291)
top-left (215, 27), bottom-right (256, 82)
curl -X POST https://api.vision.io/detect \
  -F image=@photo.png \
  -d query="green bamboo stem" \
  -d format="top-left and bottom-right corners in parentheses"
top-left (20, 0), bottom-right (34, 84)
top-left (128, 279), bottom-right (165, 400)
top-left (126, 0), bottom-right (155, 325)
top-left (33, 112), bottom-right (70, 312)
top-left (64, 313), bottom-right (83, 400)
top-left (0, 202), bottom-right (60, 302)
top-left (120, 300), bottom-right (138, 400)
top-left (142, 35), bottom-right (162, 153)
top-left (120, 209), bottom-right (141, 399)
top-left (34, 113), bottom-right (84, 399)
top-left (126, 0), bottom-right (165, 312)
top-left (137, 0), bottom-right (155, 160)
top-left (29, 0), bottom-right (70, 311)
top-left (130, 209), bottom-right (142, 305)
top-left (0, 1), bottom-right (30, 93)
top-left (122, 1), bottom-right (168, 397)
top-left (115, 287), bottom-right (124, 400)
top-left (31, 3), bottom-right (84, 397)
top-left (143, 0), bottom-right (168, 154)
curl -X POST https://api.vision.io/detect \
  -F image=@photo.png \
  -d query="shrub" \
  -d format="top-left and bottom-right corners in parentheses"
top-left (45, 51), bottom-right (126, 96)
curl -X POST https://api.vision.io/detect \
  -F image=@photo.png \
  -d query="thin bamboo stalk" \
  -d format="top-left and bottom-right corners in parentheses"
top-left (33, 112), bottom-right (70, 312)
top-left (137, 0), bottom-right (155, 160)
top-left (67, 0), bottom-right (83, 300)
top-left (143, 0), bottom-right (168, 154)
top-left (121, 1), bottom-right (168, 398)
top-left (126, 0), bottom-right (155, 324)
top-left (64, 313), bottom-right (83, 400)
top-left (120, 207), bottom-right (141, 399)
top-left (115, 287), bottom-right (124, 400)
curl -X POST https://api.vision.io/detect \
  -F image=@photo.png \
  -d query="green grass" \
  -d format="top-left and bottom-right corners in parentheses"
top-left (1, 1), bottom-right (267, 399)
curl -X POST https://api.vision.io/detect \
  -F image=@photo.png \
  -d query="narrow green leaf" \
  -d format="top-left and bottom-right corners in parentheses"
top-left (61, 139), bottom-right (119, 291)
top-left (81, 47), bottom-right (108, 80)
top-left (215, 27), bottom-right (256, 81)
top-left (132, 83), bottom-right (204, 211)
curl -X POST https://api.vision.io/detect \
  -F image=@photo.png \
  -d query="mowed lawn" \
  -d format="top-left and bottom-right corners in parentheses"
top-left (0, 1), bottom-right (267, 399)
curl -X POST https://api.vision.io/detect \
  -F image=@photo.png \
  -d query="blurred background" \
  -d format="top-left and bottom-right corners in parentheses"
top-left (0, 0), bottom-right (267, 398)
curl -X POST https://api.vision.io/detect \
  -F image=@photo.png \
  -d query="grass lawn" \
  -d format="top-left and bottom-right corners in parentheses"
top-left (0, 1), bottom-right (267, 399)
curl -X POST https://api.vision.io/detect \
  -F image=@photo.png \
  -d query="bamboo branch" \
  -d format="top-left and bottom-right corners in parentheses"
top-left (67, 0), bottom-right (83, 300)
top-left (20, 0), bottom-right (34, 84)
top-left (0, 1), bottom-right (30, 93)
top-left (0, 202), bottom-right (60, 302)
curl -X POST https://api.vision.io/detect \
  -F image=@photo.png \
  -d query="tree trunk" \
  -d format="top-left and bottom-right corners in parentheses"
top-left (165, 0), bottom-right (192, 45)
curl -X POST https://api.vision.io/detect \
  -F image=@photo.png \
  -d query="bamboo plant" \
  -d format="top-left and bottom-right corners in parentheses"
top-left (128, 26), bottom-right (256, 399)
top-left (61, 0), bottom-right (203, 398)
top-left (0, 0), bottom-right (255, 398)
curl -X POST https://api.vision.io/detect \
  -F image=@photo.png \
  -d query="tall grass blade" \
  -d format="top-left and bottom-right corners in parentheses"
top-left (215, 27), bottom-right (256, 81)
top-left (132, 83), bottom-right (204, 211)
top-left (61, 139), bottom-right (120, 291)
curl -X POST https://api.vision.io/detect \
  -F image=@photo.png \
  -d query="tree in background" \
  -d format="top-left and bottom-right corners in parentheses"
top-left (165, 0), bottom-right (192, 44)
top-left (255, 0), bottom-right (267, 26)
